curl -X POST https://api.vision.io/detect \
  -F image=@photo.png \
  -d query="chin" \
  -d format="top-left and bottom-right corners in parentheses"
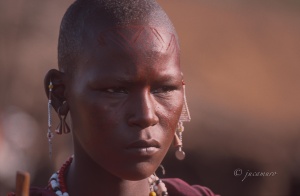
top-left (116, 161), bottom-right (158, 181)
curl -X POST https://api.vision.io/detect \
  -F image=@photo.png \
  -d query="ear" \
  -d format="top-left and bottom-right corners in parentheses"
top-left (44, 69), bottom-right (66, 113)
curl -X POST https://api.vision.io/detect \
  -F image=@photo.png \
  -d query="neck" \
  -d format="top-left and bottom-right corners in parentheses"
top-left (66, 144), bottom-right (150, 196)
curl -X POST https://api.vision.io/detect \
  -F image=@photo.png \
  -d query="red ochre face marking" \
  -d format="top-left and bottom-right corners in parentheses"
top-left (97, 26), bottom-right (178, 58)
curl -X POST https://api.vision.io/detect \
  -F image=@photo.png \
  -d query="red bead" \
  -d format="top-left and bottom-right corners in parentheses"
top-left (57, 156), bottom-right (73, 193)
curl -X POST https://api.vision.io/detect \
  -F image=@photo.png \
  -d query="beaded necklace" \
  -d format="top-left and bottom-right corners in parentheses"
top-left (48, 156), bottom-right (168, 196)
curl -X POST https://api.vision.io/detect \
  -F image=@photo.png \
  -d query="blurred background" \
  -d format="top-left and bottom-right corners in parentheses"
top-left (0, 0), bottom-right (300, 195)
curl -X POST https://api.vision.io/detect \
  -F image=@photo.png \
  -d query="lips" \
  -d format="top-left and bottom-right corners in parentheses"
top-left (127, 139), bottom-right (160, 149)
top-left (125, 139), bottom-right (161, 156)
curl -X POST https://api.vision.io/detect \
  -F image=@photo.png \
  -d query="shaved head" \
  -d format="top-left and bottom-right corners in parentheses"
top-left (58, 0), bottom-right (178, 75)
top-left (47, 0), bottom-right (184, 183)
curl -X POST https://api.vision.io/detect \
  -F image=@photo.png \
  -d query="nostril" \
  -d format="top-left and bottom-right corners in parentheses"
top-left (127, 103), bottom-right (159, 128)
top-left (128, 110), bottom-right (158, 128)
top-left (127, 91), bottom-right (159, 128)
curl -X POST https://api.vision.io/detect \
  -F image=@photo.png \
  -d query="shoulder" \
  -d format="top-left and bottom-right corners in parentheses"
top-left (7, 187), bottom-right (56, 196)
top-left (163, 178), bottom-right (219, 196)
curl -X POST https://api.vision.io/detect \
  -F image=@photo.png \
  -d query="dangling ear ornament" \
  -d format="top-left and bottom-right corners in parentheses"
top-left (174, 80), bottom-right (191, 160)
top-left (55, 101), bottom-right (71, 135)
top-left (47, 81), bottom-right (71, 159)
top-left (47, 80), bottom-right (54, 159)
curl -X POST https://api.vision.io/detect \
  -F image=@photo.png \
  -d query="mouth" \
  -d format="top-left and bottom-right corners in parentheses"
top-left (125, 139), bottom-right (161, 156)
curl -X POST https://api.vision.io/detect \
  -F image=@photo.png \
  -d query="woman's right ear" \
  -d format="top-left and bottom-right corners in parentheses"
top-left (44, 69), bottom-right (66, 113)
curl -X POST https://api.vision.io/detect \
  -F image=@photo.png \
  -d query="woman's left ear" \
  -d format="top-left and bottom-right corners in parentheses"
top-left (44, 69), bottom-right (66, 113)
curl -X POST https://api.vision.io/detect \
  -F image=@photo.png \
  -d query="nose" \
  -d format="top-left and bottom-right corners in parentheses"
top-left (127, 91), bottom-right (159, 128)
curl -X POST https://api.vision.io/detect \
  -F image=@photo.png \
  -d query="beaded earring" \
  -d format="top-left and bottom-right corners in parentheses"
top-left (47, 80), bottom-right (54, 159)
top-left (174, 81), bottom-right (191, 160)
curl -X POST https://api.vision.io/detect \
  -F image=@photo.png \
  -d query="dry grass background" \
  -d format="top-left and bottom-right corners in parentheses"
top-left (0, 0), bottom-right (300, 195)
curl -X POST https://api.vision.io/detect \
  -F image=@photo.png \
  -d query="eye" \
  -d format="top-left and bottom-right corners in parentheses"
top-left (104, 87), bottom-right (128, 94)
top-left (152, 86), bottom-right (178, 94)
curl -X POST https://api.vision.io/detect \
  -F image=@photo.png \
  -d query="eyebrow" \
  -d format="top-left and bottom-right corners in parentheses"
top-left (89, 71), bottom-right (181, 85)
top-left (119, 74), bottom-right (180, 84)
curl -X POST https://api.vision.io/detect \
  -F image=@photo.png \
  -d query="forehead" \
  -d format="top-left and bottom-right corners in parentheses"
top-left (97, 26), bottom-right (179, 56)
top-left (76, 25), bottom-right (180, 81)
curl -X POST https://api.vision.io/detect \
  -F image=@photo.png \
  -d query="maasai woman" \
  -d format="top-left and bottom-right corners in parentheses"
top-left (9, 0), bottom-right (218, 195)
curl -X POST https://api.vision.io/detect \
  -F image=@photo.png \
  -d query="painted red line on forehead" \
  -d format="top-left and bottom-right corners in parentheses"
top-left (97, 25), bottom-right (179, 54)
top-left (115, 26), bottom-right (142, 45)
top-left (132, 27), bottom-right (144, 44)
top-left (166, 34), bottom-right (175, 52)
top-left (151, 27), bottom-right (165, 44)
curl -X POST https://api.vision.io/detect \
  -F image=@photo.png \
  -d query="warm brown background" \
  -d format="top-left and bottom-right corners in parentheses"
top-left (1, 0), bottom-right (300, 195)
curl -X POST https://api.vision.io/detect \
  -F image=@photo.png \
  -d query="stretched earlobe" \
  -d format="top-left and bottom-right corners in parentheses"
top-left (44, 69), bottom-right (69, 158)
top-left (44, 69), bottom-right (66, 112)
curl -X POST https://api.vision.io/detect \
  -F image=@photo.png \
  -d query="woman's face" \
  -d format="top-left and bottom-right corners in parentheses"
top-left (66, 26), bottom-right (183, 180)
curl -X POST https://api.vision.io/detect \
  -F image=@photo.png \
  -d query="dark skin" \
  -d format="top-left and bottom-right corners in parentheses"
top-left (44, 21), bottom-right (183, 196)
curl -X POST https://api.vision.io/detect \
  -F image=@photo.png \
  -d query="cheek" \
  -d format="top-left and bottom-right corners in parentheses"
top-left (156, 92), bottom-right (184, 139)
top-left (68, 90), bottom-right (124, 146)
